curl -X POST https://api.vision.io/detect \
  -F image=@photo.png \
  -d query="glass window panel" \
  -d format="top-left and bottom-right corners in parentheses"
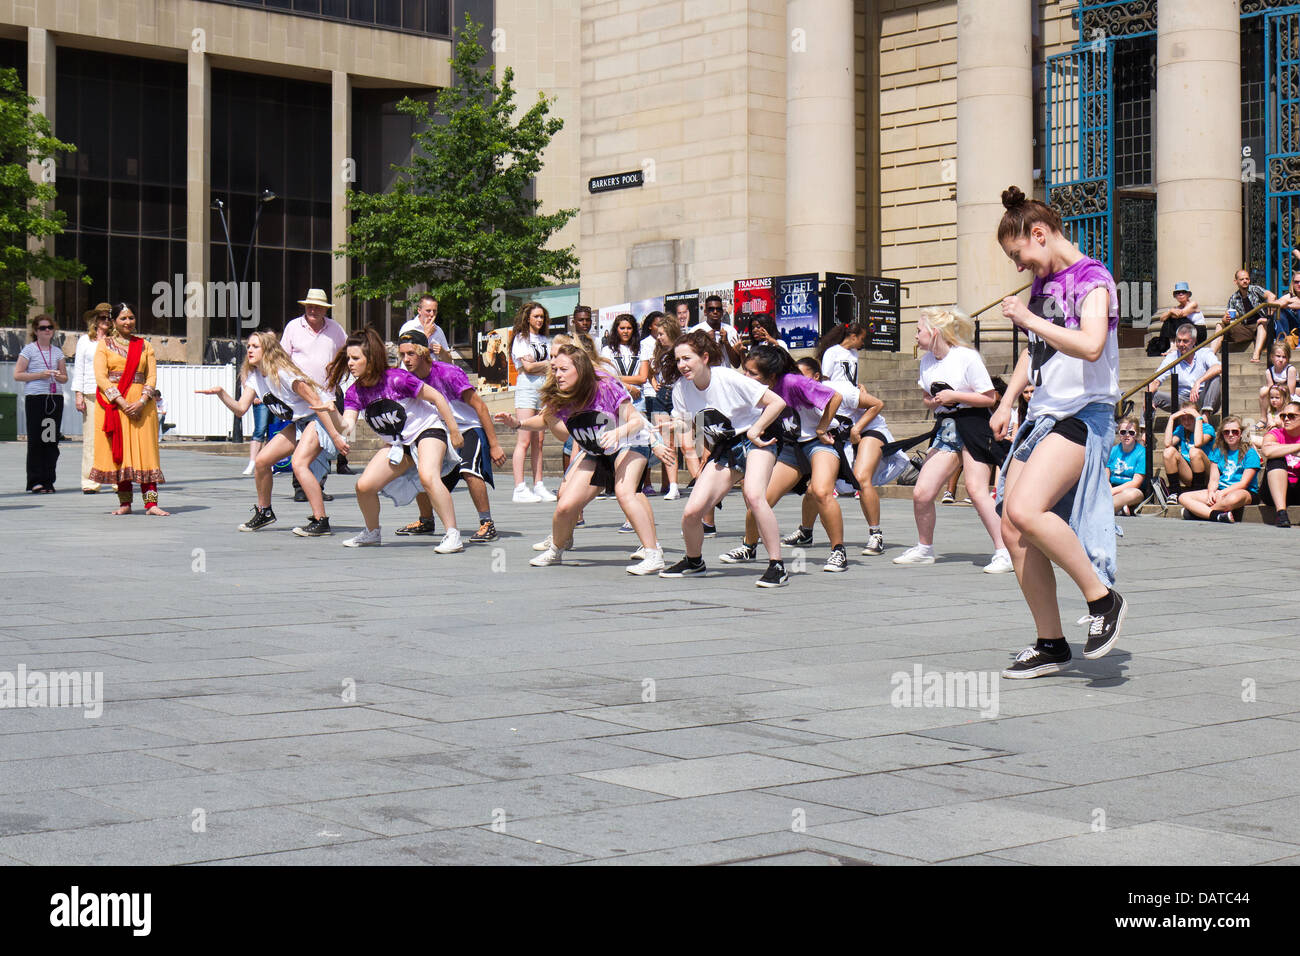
top-left (294, 0), bottom-right (321, 13)
top-left (286, 250), bottom-right (317, 304)
top-left (108, 237), bottom-right (139, 304)
top-left (56, 178), bottom-right (78, 224)
top-left (312, 200), bottom-right (332, 251)
top-left (80, 82), bottom-right (110, 178)
top-left (376, 0), bottom-right (402, 27)
top-left (139, 85), bottom-right (171, 184)
top-left (140, 183), bottom-right (169, 236)
top-left (111, 84), bottom-right (142, 180)
top-left (79, 234), bottom-right (108, 295)
top-left (403, 0), bottom-right (424, 33)
top-left (254, 250), bottom-right (285, 328)
top-left (352, 0), bottom-right (375, 24)
top-left (80, 179), bottom-right (108, 232)
top-left (285, 198), bottom-right (312, 248)
top-left (321, 0), bottom-right (348, 17)
top-left (230, 104), bottom-right (259, 191)
top-left (258, 102), bottom-right (286, 195)
top-left (110, 181), bottom-right (140, 234)
top-left (139, 239), bottom-right (171, 307)
top-left (257, 201), bottom-right (285, 247)
top-left (171, 187), bottom-right (185, 240)
top-left (428, 0), bottom-right (449, 35)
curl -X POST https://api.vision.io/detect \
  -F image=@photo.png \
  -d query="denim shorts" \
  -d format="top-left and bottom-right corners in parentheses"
top-left (777, 438), bottom-right (839, 474)
top-left (931, 415), bottom-right (963, 455)
top-left (514, 379), bottom-right (543, 412)
top-left (251, 402), bottom-right (270, 442)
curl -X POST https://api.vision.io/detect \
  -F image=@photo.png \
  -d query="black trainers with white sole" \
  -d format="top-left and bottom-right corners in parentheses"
top-left (756, 561), bottom-right (788, 588)
top-left (1081, 590), bottom-right (1127, 660)
top-left (292, 516), bottom-right (332, 537)
top-left (660, 556), bottom-right (707, 577)
top-left (719, 543), bottom-right (757, 564)
top-left (1002, 643), bottom-right (1072, 679)
top-left (781, 527), bottom-right (813, 547)
top-left (238, 506), bottom-right (276, 532)
top-left (823, 547), bottom-right (848, 572)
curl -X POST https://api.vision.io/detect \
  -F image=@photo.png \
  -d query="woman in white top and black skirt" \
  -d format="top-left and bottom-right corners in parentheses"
top-left (15, 314), bottom-right (68, 493)
top-left (992, 185), bottom-right (1127, 678)
top-left (893, 308), bottom-right (1012, 572)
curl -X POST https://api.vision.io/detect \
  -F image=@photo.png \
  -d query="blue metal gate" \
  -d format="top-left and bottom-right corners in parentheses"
top-left (1266, 7), bottom-right (1300, 292)
top-left (1045, 44), bottom-right (1114, 266)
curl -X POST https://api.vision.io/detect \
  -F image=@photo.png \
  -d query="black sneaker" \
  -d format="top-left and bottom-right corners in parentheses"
top-left (756, 561), bottom-right (788, 588)
top-left (719, 543), bottom-right (757, 564)
top-left (1002, 643), bottom-right (1072, 679)
top-left (660, 557), bottom-right (707, 578)
top-left (293, 516), bottom-right (332, 537)
top-left (1081, 591), bottom-right (1127, 660)
top-left (238, 506), bottom-right (276, 532)
top-left (823, 547), bottom-right (848, 572)
top-left (395, 516), bottom-right (437, 536)
top-left (1277, 510), bottom-right (1291, 529)
top-left (701, 523), bottom-right (718, 538)
top-left (469, 519), bottom-right (499, 543)
top-left (293, 489), bottom-right (307, 503)
top-left (782, 526), bottom-right (814, 547)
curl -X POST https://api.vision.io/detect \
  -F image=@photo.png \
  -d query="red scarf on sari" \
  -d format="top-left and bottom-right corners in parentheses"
top-left (97, 336), bottom-right (145, 466)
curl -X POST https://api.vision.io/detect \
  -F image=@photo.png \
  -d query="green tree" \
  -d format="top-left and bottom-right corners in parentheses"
top-left (0, 67), bottom-right (85, 322)
top-left (338, 14), bottom-right (578, 327)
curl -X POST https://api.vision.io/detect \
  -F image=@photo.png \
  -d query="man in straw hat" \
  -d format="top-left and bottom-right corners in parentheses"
top-left (282, 288), bottom-right (351, 490)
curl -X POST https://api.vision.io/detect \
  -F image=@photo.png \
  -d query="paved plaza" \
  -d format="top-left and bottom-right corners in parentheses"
top-left (1, 443), bottom-right (1299, 866)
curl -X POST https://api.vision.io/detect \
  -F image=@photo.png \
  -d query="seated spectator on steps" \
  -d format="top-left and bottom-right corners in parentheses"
top-left (1150, 281), bottom-right (1206, 352)
top-left (1264, 271), bottom-right (1300, 355)
top-left (1255, 384), bottom-right (1291, 448)
top-left (1262, 400), bottom-right (1300, 528)
top-left (1163, 399), bottom-right (1215, 495)
top-left (1108, 416), bottom-right (1147, 516)
top-left (1178, 416), bottom-right (1260, 522)
top-left (1213, 268), bottom-right (1276, 361)
top-left (1148, 323), bottom-right (1221, 414)
top-left (1259, 342), bottom-right (1298, 421)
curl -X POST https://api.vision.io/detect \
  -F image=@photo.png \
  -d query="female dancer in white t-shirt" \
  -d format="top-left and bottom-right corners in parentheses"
top-left (816, 322), bottom-right (867, 387)
top-left (894, 308), bottom-right (1011, 572)
top-left (658, 330), bottom-right (789, 587)
top-left (197, 330), bottom-right (349, 535)
top-left (509, 301), bottom-right (555, 503)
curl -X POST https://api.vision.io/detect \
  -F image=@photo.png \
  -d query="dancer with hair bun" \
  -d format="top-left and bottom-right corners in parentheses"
top-left (893, 307), bottom-right (1011, 572)
top-left (993, 184), bottom-right (1127, 678)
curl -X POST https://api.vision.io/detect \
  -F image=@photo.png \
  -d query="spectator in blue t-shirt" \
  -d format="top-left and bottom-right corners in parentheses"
top-left (1107, 416), bottom-right (1147, 515)
top-left (1163, 400), bottom-right (1214, 494)
top-left (1178, 417), bottom-right (1261, 522)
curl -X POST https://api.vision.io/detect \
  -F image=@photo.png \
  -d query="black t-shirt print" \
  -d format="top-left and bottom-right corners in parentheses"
top-left (1026, 291), bottom-right (1065, 387)
top-left (364, 398), bottom-right (408, 441)
top-left (261, 391), bottom-right (295, 421)
top-left (566, 409), bottom-right (617, 456)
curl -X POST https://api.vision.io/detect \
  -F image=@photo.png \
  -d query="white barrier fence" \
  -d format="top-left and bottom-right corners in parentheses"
top-left (2, 362), bottom-right (252, 439)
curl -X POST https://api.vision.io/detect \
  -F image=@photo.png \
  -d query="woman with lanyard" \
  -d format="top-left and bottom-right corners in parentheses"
top-left (496, 343), bottom-right (664, 574)
top-left (15, 314), bottom-right (69, 493)
top-left (992, 184), bottom-right (1127, 679)
top-left (90, 302), bottom-right (169, 515)
top-left (601, 312), bottom-right (653, 507)
top-left (816, 322), bottom-right (867, 387)
top-left (196, 330), bottom-right (348, 535)
top-left (509, 301), bottom-right (556, 503)
top-left (318, 326), bottom-right (465, 550)
top-left (659, 331), bottom-right (789, 587)
top-left (893, 307), bottom-right (1011, 572)
top-left (791, 356), bottom-right (905, 557)
top-left (717, 345), bottom-right (847, 572)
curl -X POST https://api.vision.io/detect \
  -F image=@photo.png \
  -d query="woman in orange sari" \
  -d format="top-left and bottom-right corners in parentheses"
top-left (91, 302), bottom-right (169, 516)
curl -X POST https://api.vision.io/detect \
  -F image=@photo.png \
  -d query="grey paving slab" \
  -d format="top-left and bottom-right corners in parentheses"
top-left (4, 444), bottom-right (1299, 864)
top-left (990, 822), bottom-right (1299, 866)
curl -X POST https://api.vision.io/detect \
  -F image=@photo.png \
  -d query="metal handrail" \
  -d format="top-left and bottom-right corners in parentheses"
top-left (1114, 300), bottom-right (1277, 418)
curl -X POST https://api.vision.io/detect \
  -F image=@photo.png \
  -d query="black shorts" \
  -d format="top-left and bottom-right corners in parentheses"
top-left (1050, 416), bottom-right (1089, 447)
top-left (456, 427), bottom-right (495, 486)
top-left (1265, 457), bottom-right (1300, 503)
top-left (404, 427), bottom-right (447, 456)
top-left (859, 429), bottom-right (889, 446)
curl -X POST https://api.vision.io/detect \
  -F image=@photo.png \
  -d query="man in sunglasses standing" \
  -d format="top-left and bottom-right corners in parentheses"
top-left (689, 295), bottom-right (744, 368)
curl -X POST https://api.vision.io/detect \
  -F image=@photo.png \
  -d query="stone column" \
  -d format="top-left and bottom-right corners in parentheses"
top-left (27, 29), bottom-right (56, 319)
top-left (185, 50), bottom-right (211, 365)
top-left (1156, 3), bottom-right (1241, 307)
top-left (786, 0), bottom-right (857, 275)
top-left (331, 71), bottom-right (351, 329)
top-left (955, 0), bottom-right (1034, 317)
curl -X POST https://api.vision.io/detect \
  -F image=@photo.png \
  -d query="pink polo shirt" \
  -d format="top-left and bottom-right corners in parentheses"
top-left (281, 315), bottom-right (347, 390)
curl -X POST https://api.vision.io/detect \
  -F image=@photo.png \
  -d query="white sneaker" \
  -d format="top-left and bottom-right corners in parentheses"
top-left (343, 528), bottom-right (382, 548)
top-left (513, 484), bottom-right (541, 503)
top-left (892, 545), bottom-right (935, 565)
top-left (434, 529), bottom-right (464, 554)
top-left (627, 548), bottom-right (665, 575)
top-left (629, 544), bottom-right (661, 561)
top-left (533, 534), bottom-right (554, 552)
top-left (241, 461), bottom-right (255, 476)
top-left (983, 548), bottom-right (1014, 574)
top-left (530, 544), bottom-right (564, 567)
top-left (664, 485), bottom-right (681, 500)
top-left (533, 482), bottom-right (557, 502)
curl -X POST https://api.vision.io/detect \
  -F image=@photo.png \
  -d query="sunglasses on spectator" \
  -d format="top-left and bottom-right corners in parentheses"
top-left (1281, 413), bottom-right (1300, 421)
top-left (36, 325), bottom-right (53, 331)
top-left (1117, 429), bottom-right (1136, 436)
top-left (1222, 429), bottom-right (1242, 436)
top-left (705, 307), bottom-right (723, 313)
